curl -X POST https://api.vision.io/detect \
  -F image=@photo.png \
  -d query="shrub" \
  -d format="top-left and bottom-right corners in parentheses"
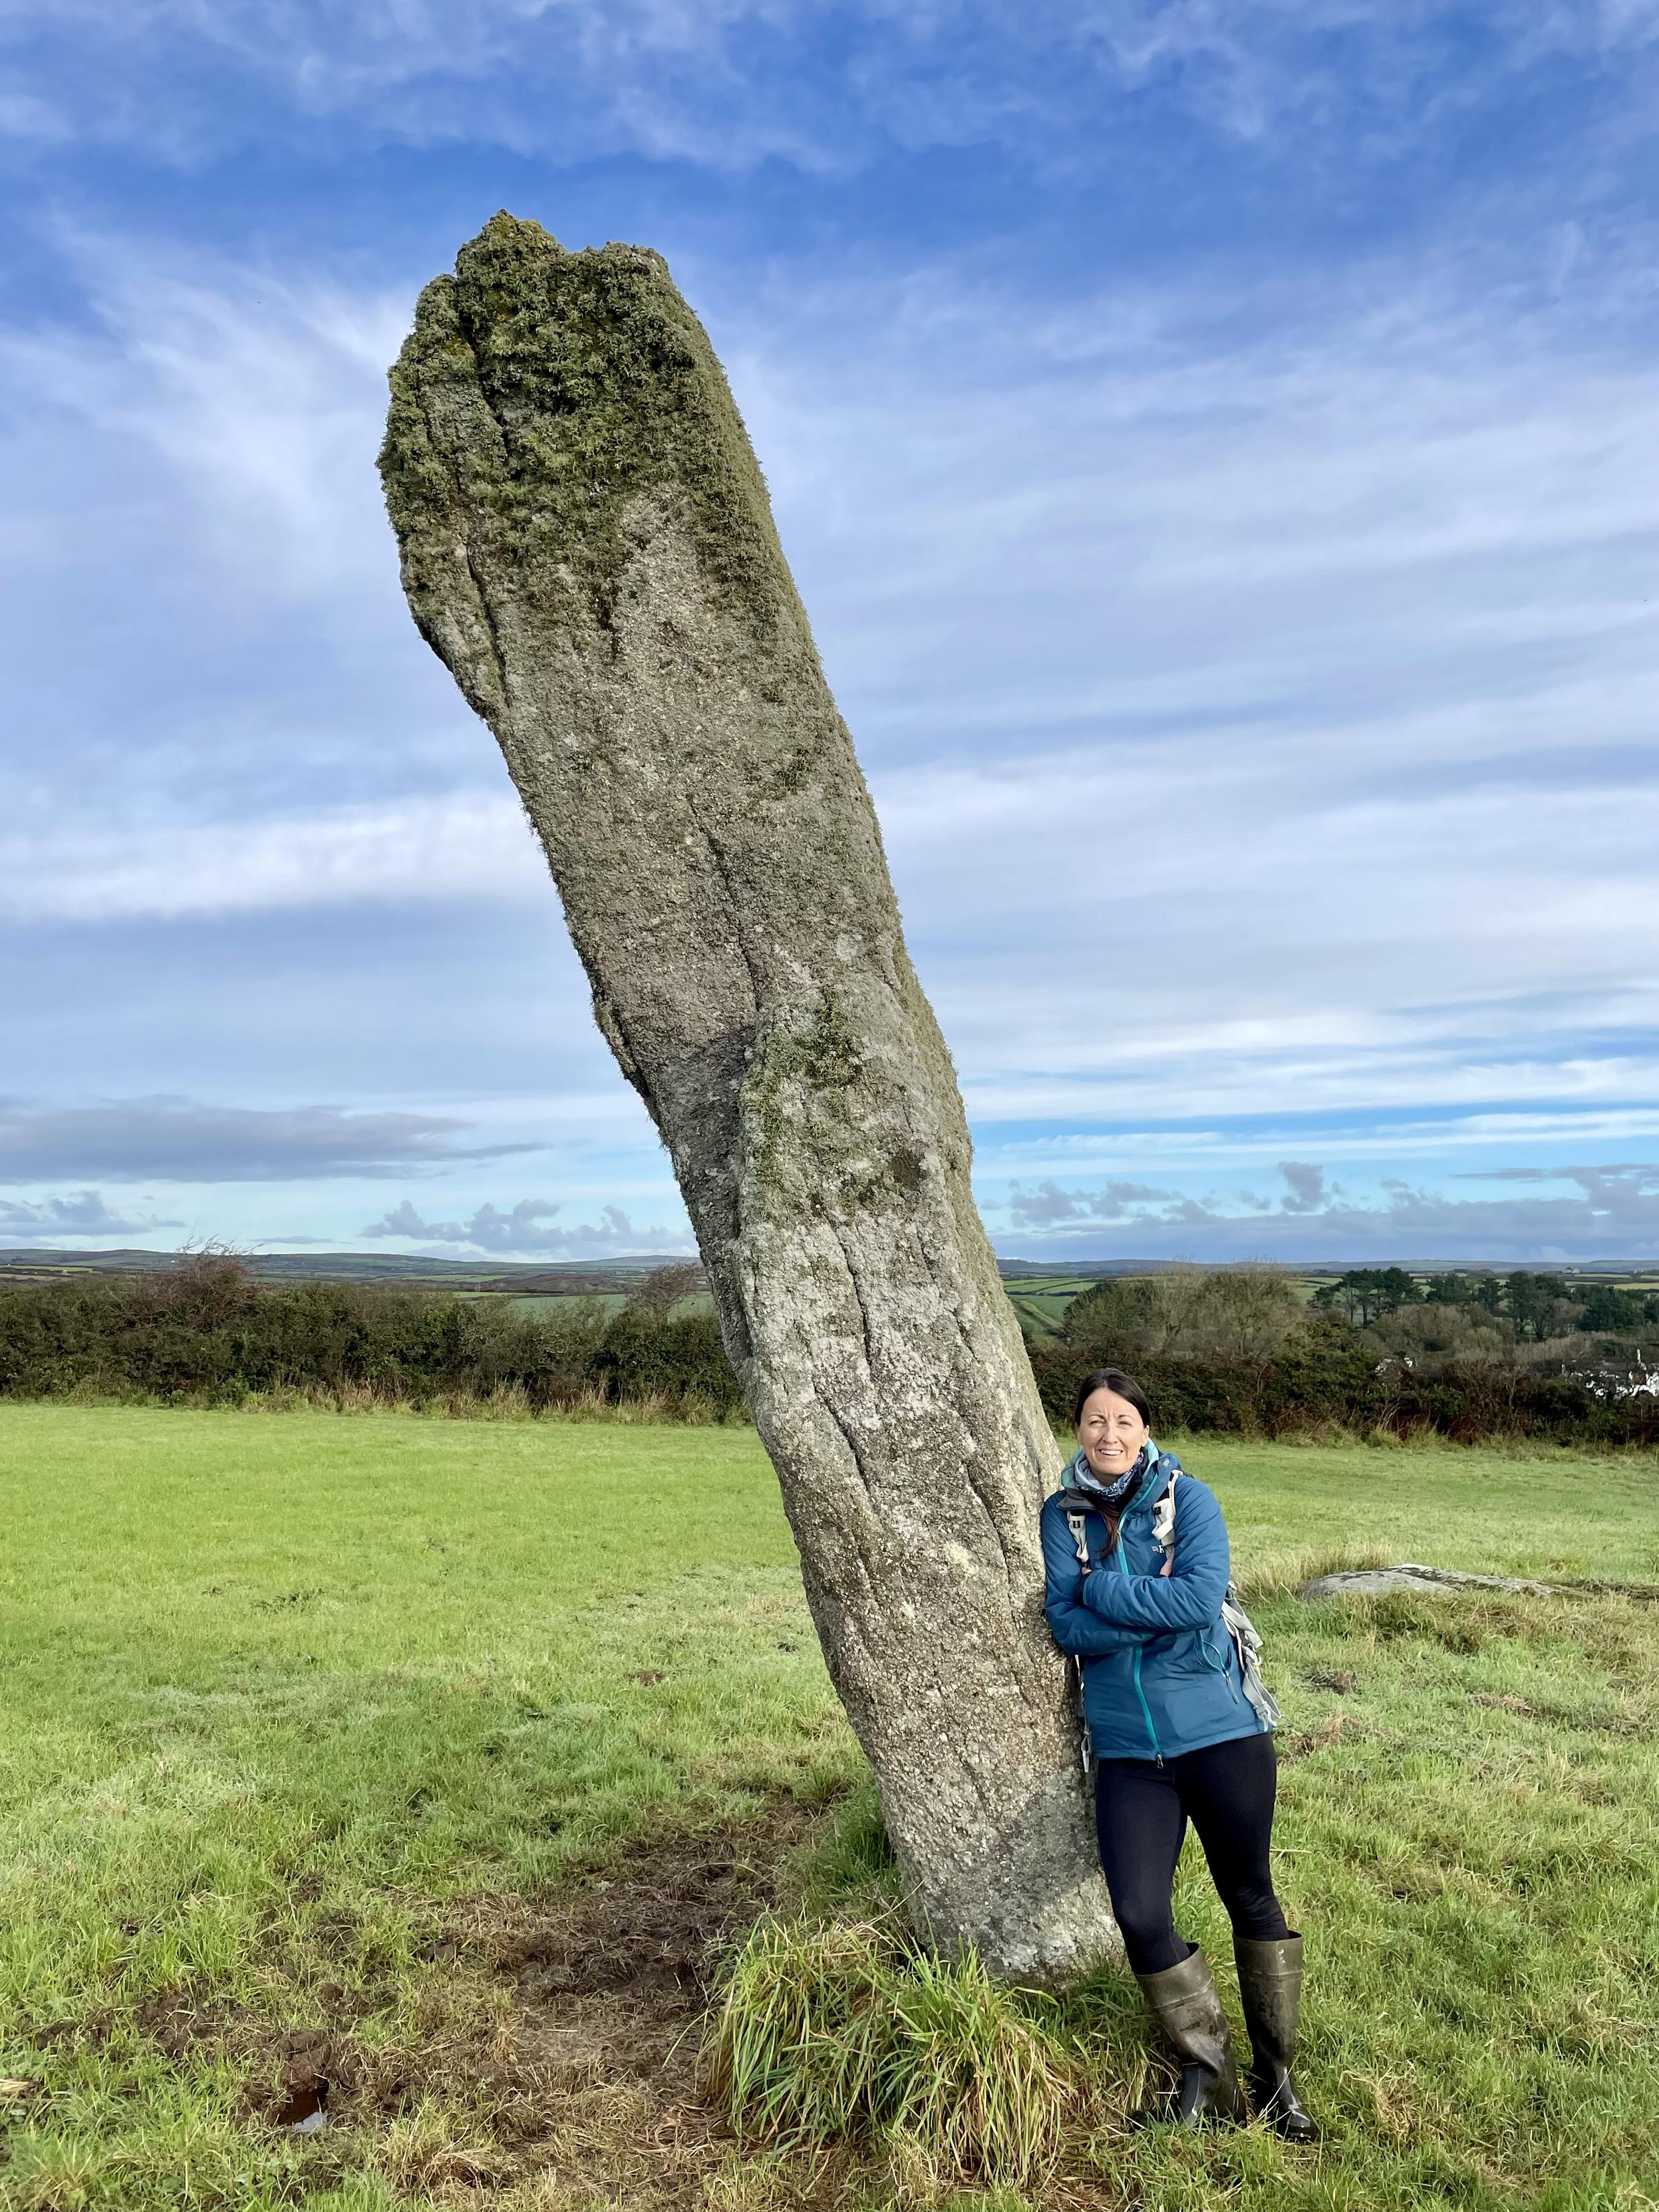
top-left (1064, 1262), bottom-right (1305, 1366)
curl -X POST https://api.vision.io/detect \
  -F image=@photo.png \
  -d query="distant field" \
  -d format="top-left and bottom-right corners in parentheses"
top-left (1002, 1270), bottom-right (1373, 1341)
top-left (498, 1292), bottom-right (630, 1319)
top-left (494, 1292), bottom-right (718, 1321)
top-left (1001, 1275), bottom-right (1099, 1342)
top-left (1, 1408), bottom-right (1655, 2207)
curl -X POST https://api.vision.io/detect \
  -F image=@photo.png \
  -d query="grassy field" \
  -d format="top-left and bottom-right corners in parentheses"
top-left (0, 1408), bottom-right (1656, 2209)
top-left (999, 1280), bottom-right (1100, 1344)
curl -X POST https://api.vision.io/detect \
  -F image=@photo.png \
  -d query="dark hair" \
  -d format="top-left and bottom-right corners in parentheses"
top-left (1072, 1366), bottom-right (1153, 1429)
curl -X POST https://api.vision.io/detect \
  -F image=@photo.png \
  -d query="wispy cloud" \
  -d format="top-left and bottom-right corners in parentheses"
top-left (9, 0), bottom-right (1659, 179)
top-left (5, 6), bottom-right (1659, 1259)
top-left (1, 797), bottom-right (542, 920)
top-left (0, 1100), bottom-right (533, 1182)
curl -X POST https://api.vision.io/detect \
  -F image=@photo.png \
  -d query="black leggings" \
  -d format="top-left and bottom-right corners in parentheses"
top-left (1094, 1732), bottom-right (1290, 1976)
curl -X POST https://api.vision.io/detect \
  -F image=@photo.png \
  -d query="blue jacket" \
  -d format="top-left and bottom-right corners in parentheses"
top-left (1040, 1444), bottom-right (1268, 1765)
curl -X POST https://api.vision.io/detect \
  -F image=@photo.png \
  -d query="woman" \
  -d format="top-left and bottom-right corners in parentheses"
top-left (1040, 1367), bottom-right (1316, 2139)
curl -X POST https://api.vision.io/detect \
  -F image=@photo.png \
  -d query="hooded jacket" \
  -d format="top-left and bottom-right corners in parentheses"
top-left (1040, 1442), bottom-right (1267, 1765)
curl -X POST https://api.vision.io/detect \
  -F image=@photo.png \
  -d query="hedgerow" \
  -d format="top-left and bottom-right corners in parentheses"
top-left (0, 1255), bottom-right (744, 1419)
top-left (3, 1257), bottom-right (1654, 1442)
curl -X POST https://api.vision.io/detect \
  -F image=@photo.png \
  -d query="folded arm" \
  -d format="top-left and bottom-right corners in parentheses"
top-left (1041, 1503), bottom-right (1160, 1654)
top-left (1078, 1480), bottom-right (1230, 1631)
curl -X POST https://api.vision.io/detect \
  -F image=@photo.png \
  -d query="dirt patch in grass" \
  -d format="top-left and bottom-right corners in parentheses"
top-left (466, 1797), bottom-right (827, 2074)
top-left (1280, 1709), bottom-right (1382, 1760)
top-left (408, 1798), bottom-right (845, 2203)
top-left (329, 1800), bottom-right (844, 2203)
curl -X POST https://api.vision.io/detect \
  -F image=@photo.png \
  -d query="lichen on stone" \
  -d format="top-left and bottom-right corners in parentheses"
top-left (380, 212), bottom-right (798, 646)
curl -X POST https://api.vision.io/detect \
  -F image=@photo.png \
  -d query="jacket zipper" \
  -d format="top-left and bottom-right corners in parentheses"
top-left (1116, 1537), bottom-right (1163, 1765)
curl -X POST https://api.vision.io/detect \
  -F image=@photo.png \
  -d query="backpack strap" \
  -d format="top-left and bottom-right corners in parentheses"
top-left (1057, 1504), bottom-right (1096, 1772)
top-left (1150, 1462), bottom-right (1181, 1557)
top-left (1064, 1507), bottom-right (1091, 1575)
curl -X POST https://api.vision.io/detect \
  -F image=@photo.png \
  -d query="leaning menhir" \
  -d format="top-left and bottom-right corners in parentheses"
top-left (378, 214), bottom-right (1116, 1980)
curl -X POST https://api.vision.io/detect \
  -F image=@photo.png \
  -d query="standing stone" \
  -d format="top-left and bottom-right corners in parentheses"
top-left (378, 214), bottom-right (1116, 1979)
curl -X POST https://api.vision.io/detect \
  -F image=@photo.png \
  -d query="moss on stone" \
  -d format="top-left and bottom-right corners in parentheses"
top-left (380, 212), bottom-right (797, 643)
top-left (741, 1000), bottom-right (864, 1192)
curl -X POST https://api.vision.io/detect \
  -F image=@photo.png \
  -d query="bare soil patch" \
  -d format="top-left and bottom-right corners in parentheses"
top-left (464, 1797), bottom-right (827, 2085)
top-left (306, 1799), bottom-right (842, 2204)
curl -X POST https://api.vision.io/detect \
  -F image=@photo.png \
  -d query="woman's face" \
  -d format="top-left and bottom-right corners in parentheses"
top-left (1076, 1387), bottom-right (1150, 1482)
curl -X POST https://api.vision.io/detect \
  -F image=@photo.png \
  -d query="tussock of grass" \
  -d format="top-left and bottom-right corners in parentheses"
top-left (706, 1918), bottom-right (903, 2149)
top-left (705, 1919), bottom-right (1085, 2189)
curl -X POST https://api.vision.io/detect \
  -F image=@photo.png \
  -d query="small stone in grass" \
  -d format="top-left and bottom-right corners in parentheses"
top-left (1300, 1565), bottom-right (1560, 1602)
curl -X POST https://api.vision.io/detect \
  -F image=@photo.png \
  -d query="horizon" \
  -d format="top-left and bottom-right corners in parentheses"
top-left (5, 1247), bottom-right (1656, 1287)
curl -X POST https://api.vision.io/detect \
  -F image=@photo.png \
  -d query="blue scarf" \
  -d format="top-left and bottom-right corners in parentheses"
top-left (1063, 1441), bottom-right (1153, 1505)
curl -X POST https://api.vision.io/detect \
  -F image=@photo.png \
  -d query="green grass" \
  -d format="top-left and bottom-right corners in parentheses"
top-left (1, 1407), bottom-right (1656, 2208)
top-left (998, 1279), bottom-right (1098, 1344)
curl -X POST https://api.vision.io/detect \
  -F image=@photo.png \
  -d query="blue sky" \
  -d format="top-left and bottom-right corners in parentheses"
top-left (4, 1), bottom-right (1659, 1265)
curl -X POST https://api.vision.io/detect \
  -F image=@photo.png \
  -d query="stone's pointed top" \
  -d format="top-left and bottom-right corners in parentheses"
top-left (450, 214), bottom-right (678, 285)
top-left (474, 210), bottom-right (565, 256)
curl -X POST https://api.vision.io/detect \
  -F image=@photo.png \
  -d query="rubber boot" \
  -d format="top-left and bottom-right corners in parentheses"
top-left (1233, 1933), bottom-right (1318, 2142)
top-left (1133, 1946), bottom-right (1248, 2127)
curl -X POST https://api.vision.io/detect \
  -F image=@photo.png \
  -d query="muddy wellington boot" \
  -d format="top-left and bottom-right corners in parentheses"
top-left (1233, 1934), bottom-right (1318, 2142)
top-left (1133, 1947), bottom-right (1248, 2127)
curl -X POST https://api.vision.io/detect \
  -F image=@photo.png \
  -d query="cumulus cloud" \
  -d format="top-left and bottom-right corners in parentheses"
top-left (0, 1099), bottom-right (532, 1183)
top-left (1278, 1162), bottom-right (1326, 1213)
top-left (359, 1197), bottom-right (688, 1257)
top-left (1006, 1178), bottom-right (1175, 1227)
top-left (1454, 1162), bottom-right (1659, 1223)
top-left (0, 1189), bottom-right (180, 1240)
top-left (994, 1164), bottom-right (1659, 1263)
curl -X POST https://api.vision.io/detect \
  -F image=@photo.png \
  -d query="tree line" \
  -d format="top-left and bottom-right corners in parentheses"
top-left (1, 1253), bottom-right (1654, 1444)
top-left (1026, 1264), bottom-right (1658, 1446)
top-left (1312, 1266), bottom-right (1659, 1340)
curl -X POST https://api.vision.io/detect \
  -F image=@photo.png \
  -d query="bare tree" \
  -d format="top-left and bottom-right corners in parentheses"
top-left (378, 215), bottom-right (1116, 1979)
top-left (627, 1261), bottom-right (706, 1318)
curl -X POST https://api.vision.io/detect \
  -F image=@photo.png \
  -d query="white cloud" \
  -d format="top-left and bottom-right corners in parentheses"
top-left (1, 795), bottom-right (543, 920)
top-left (359, 1195), bottom-right (690, 1255)
top-left (9, 0), bottom-right (1659, 174)
top-left (0, 243), bottom-right (411, 603)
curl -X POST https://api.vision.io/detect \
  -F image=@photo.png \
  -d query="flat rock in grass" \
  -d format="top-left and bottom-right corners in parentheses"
top-left (1299, 1564), bottom-right (1561, 1603)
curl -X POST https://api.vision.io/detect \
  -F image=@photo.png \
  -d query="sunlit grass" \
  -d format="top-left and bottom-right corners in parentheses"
top-left (0, 1406), bottom-right (1656, 2206)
